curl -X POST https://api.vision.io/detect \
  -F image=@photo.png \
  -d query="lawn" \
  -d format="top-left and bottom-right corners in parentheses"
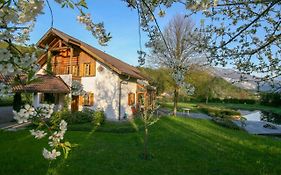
top-left (1, 117), bottom-right (281, 175)
top-left (161, 102), bottom-right (281, 115)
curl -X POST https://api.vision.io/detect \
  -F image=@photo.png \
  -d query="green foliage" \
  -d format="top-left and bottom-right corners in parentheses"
top-left (51, 108), bottom-right (106, 126)
top-left (0, 41), bottom-right (43, 56)
top-left (0, 96), bottom-right (13, 106)
top-left (198, 104), bottom-right (240, 119)
top-left (51, 110), bottom-right (91, 125)
top-left (186, 68), bottom-right (256, 102)
top-left (45, 53), bottom-right (53, 75)
top-left (67, 111), bottom-right (92, 124)
top-left (138, 67), bottom-right (173, 95)
top-left (12, 93), bottom-right (22, 112)
top-left (260, 92), bottom-right (281, 107)
top-left (139, 66), bottom-right (256, 102)
top-left (92, 110), bottom-right (105, 126)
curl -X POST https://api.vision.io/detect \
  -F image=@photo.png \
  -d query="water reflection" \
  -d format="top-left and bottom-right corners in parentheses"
top-left (240, 110), bottom-right (281, 125)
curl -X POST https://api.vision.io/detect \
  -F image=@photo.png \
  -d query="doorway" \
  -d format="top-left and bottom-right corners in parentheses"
top-left (71, 96), bottom-right (79, 112)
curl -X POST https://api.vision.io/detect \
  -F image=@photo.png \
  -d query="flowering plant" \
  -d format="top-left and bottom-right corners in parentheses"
top-left (13, 104), bottom-right (72, 160)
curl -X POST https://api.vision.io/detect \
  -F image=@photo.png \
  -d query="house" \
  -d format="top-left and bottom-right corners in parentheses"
top-left (32, 28), bottom-right (155, 120)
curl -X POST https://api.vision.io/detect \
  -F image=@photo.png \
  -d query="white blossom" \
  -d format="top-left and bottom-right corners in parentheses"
top-left (48, 131), bottom-right (64, 147)
top-left (13, 104), bottom-right (35, 124)
top-left (59, 120), bottom-right (67, 133)
top-left (30, 129), bottom-right (47, 139)
top-left (42, 148), bottom-right (61, 160)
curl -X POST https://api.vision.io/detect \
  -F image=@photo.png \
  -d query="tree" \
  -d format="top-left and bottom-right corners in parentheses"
top-left (191, 0), bottom-right (281, 82)
top-left (147, 15), bottom-right (201, 116)
top-left (124, 0), bottom-right (281, 83)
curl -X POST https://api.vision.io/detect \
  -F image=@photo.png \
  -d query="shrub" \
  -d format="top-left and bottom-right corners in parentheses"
top-left (93, 110), bottom-right (105, 126)
top-left (50, 110), bottom-right (72, 126)
top-left (198, 104), bottom-right (240, 119)
top-left (0, 96), bottom-right (13, 107)
top-left (51, 108), bottom-right (106, 126)
top-left (260, 92), bottom-right (281, 107)
top-left (51, 110), bottom-right (92, 125)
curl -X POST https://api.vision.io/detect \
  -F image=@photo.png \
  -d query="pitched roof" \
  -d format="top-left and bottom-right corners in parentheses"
top-left (0, 74), bottom-right (70, 93)
top-left (37, 28), bottom-right (146, 80)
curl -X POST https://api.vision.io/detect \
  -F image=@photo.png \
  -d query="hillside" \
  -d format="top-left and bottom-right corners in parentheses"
top-left (138, 67), bottom-right (256, 102)
top-left (211, 67), bottom-right (281, 92)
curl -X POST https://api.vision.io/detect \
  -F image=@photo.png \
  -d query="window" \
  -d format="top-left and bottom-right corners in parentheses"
top-left (72, 65), bottom-right (79, 76)
top-left (66, 66), bottom-right (71, 74)
top-left (84, 93), bottom-right (94, 106)
top-left (84, 63), bottom-right (91, 76)
top-left (66, 65), bottom-right (78, 76)
top-left (128, 93), bottom-right (135, 106)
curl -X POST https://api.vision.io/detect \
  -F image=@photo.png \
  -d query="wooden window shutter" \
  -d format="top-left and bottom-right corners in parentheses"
top-left (79, 63), bottom-right (84, 76)
top-left (89, 93), bottom-right (94, 106)
top-left (90, 61), bottom-right (96, 76)
top-left (128, 93), bottom-right (135, 106)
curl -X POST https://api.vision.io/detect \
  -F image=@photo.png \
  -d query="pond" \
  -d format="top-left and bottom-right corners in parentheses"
top-left (239, 110), bottom-right (281, 125)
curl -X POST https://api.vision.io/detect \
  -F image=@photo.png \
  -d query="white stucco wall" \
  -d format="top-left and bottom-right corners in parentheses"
top-left (120, 81), bottom-right (137, 119)
top-left (81, 61), bottom-right (119, 120)
top-left (81, 61), bottom-right (138, 120)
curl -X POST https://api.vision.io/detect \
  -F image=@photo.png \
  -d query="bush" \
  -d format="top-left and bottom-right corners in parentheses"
top-left (0, 96), bottom-right (13, 107)
top-left (51, 108), bottom-right (106, 126)
top-left (93, 110), bottom-right (105, 126)
top-left (50, 110), bottom-right (72, 126)
top-left (260, 92), bottom-right (281, 107)
top-left (198, 104), bottom-right (240, 119)
top-left (51, 110), bottom-right (92, 125)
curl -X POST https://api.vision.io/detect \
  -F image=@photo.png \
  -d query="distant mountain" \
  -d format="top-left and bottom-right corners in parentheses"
top-left (210, 67), bottom-right (281, 92)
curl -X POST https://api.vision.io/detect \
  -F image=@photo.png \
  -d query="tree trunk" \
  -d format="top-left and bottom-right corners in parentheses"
top-left (173, 87), bottom-right (178, 116)
top-left (205, 96), bottom-right (209, 104)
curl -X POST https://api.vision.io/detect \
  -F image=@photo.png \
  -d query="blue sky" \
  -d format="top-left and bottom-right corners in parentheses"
top-left (30, 0), bottom-right (197, 66)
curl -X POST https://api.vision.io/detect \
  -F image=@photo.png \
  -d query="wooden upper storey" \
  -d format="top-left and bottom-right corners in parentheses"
top-left (38, 37), bottom-right (96, 77)
top-left (37, 28), bottom-right (147, 80)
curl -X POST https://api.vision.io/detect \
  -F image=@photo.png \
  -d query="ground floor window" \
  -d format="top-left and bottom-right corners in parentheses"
top-left (84, 92), bottom-right (94, 106)
top-left (128, 93), bottom-right (135, 106)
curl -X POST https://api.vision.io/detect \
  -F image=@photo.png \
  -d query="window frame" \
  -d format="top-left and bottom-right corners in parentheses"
top-left (84, 63), bottom-right (91, 76)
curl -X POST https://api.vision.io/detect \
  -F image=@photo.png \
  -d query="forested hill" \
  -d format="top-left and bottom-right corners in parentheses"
top-left (0, 42), bottom-right (43, 56)
top-left (138, 67), bottom-right (256, 101)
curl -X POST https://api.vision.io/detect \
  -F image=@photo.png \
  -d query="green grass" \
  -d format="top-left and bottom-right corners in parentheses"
top-left (1, 117), bottom-right (281, 175)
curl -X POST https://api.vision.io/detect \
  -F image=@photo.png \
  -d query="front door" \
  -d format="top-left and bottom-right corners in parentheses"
top-left (71, 96), bottom-right (79, 112)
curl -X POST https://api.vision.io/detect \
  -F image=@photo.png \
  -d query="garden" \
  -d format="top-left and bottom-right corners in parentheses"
top-left (1, 116), bottom-right (281, 175)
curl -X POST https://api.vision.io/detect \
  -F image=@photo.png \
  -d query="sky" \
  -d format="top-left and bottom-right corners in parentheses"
top-left (29, 0), bottom-right (198, 66)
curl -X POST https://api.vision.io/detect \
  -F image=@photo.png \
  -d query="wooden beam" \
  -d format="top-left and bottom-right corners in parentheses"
top-left (50, 46), bottom-right (69, 52)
